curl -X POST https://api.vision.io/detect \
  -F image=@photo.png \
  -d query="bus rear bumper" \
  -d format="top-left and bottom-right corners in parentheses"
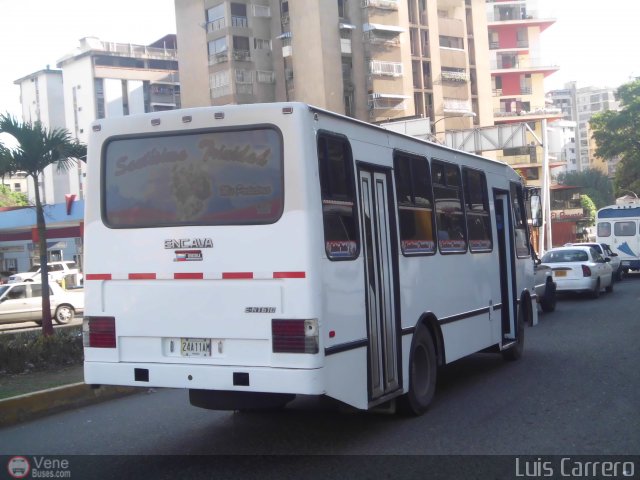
top-left (84, 361), bottom-right (325, 395)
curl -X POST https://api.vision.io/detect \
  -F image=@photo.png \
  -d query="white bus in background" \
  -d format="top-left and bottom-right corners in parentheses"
top-left (596, 199), bottom-right (640, 273)
top-left (82, 103), bottom-right (537, 415)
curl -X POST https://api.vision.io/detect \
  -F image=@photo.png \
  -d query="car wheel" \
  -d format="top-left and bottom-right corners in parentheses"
top-left (616, 268), bottom-right (624, 281)
top-left (605, 277), bottom-right (614, 293)
top-left (397, 326), bottom-right (437, 416)
top-left (540, 280), bottom-right (556, 313)
top-left (54, 305), bottom-right (75, 325)
top-left (589, 279), bottom-right (601, 299)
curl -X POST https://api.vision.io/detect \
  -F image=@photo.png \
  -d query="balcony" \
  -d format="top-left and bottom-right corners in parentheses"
top-left (369, 60), bottom-right (403, 77)
top-left (441, 70), bottom-right (469, 83)
top-left (233, 50), bottom-right (251, 62)
top-left (362, 0), bottom-right (399, 10)
top-left (236, 83), bottom-right (254, 95)
top-left (494, 106), bottom-right (562, 119)
top-left (207, 18), bottom-right (226, 33)
top-left (368, 93), bottom-right (408, 110)
top-left (443, 98), bottom-right (472, 113)
top-left (491, 57), bottom-right (559, 75)
top-left (210, 85), bottom-right (232, 99)
top-left (363, 24), bottom-right (404, 47)
top-left (208, 52), bottom-right (229, 65)
top-left (231, 16), bottom-right (248, 28)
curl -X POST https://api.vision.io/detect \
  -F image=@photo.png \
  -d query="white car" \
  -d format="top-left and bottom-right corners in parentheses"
top-left (540, 246), bottom-right (614, 299)
top-left (8, 261), bottom-right (82, 284)
top-left (0, 281), bottom-right (84, 325)
top-left (566, 242), bottom-right (623, 281)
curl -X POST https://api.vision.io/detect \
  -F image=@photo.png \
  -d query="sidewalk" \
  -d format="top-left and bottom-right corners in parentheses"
top-left (0, 365), bottom-right (141, 427)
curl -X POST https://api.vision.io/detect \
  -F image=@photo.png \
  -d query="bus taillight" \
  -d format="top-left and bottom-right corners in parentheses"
top-left (83, 316), bottom-right (117, 348)
top-left (272, 319), bottom-right (319, 354)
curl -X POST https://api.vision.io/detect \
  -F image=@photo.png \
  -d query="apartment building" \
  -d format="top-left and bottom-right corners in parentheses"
top-left (175, 0), bottom-right (493, 128)
top-left (548, 82), bottom-right (620, 173)
top-left (486, 0), bottom-right (560, 187)
top-left (11, 35), bottom-right (180, 205)
top-left (11, 68), bottom-right (67, 202)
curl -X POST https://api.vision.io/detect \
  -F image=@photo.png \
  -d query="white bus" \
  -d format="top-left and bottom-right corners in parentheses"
top-left (596, 199), bottom-right (640, 273)
top-left (83, 103), bottom-right (537, 415)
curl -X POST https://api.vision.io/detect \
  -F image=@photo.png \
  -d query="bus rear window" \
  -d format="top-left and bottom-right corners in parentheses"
top-left (103, 128), bottom-right (283, 227)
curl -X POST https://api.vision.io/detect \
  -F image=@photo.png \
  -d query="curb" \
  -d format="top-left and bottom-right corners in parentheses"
top-left (0, 383), bottom-right (142, 428)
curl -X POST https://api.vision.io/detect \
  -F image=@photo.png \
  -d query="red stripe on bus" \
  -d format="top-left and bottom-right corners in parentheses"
top-left (174, 273), bottom-right (204, 280)
top-left (85, 274), bottom-right (112, 280)
top-left (273, 272), bottom-right (306, 279)
top-left (128, 273), bottom-right (157, 280)
top-left (222, 272), bottom-right (254, 279)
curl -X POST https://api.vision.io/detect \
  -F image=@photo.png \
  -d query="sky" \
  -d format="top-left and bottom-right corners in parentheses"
top-left (0, 0), bottom-right (639, 120)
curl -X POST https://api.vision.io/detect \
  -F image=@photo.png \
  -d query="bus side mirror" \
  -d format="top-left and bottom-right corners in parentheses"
top-left (529, 193), bottom-right (541, 227)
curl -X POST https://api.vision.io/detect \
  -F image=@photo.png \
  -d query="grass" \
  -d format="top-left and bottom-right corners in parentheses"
top-left (0, 364), bottom-right (84, 400)
top-left (0, 326), bottom-right (84, 400)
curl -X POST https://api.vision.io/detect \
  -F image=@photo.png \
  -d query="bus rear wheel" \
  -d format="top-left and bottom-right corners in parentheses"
top-left (398, 327), bottom-right (437, 416)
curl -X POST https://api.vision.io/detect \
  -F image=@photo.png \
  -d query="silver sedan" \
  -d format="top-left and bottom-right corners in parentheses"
top-left (540, 246), bottom-right (614, 299)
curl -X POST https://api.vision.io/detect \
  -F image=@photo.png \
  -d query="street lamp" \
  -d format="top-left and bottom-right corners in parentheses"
top-left (430, 112), bottom-right (476, 133)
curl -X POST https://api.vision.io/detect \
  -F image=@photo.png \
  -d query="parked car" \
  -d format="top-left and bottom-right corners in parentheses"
top-left (565, 242), bottom-right (624, 281)
top-left (0, 271), bottom-right (14, 285)
top-left (533, 252), bottom-right (556, 312)
top-left (8, 261), bottom-right (82, 285)
top-left (0, 281), bottom-right (84, 325)
top-left (540, 246), bottom-right (614, 299)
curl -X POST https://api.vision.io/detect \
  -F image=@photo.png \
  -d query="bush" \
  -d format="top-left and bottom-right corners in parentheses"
top-left (0, 327), bottom-right (83, 375)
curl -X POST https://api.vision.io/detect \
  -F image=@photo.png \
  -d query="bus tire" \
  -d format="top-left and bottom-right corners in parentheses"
top-left (398, 327), bottom-right (437, 416)
top-left (502, 307), bottom-right (525, 361)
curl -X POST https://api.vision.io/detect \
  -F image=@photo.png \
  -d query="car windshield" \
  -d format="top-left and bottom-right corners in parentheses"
top-left (28, 265), bottom-right (41, 272)
top-left (541, 249), bottom-right (589, 263)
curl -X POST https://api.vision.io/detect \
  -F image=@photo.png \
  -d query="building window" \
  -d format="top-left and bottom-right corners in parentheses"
top-left (253, 5), bottom-right (271, 17)
top-left (231, 3), bottom-right (248, 27)
top-left (254, 38), bottom-right (271, 50)
top-left (256, 70), bottom-right (275, 83)
top-left (208, 37), bottom-right (228, 55)
top-left (439, 35), bottom-right (463, 49)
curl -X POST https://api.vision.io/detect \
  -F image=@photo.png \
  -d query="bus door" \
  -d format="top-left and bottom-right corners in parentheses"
top-left (358, 166), bottom-right (401, 401)
top-left (493, 190), bottom-right (517, 342)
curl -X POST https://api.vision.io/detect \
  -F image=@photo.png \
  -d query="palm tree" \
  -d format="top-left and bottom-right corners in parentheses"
top-left (0, 114), bottom-right (86, 336)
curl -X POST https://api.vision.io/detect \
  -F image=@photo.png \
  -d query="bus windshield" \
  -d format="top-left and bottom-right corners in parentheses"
top-left (103, 127), bottom-right (283, 228)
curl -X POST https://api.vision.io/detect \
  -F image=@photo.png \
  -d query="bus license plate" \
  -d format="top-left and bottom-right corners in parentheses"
top-left (181, 338), bottom-right (212, 357)
top-left (554, 271), bottom-right (566, 277)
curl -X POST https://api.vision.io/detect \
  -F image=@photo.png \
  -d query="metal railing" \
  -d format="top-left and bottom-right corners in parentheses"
top-left (207, 18), bottom-right (226, 32)
top-left (362, 0), bottom-right (399, 10)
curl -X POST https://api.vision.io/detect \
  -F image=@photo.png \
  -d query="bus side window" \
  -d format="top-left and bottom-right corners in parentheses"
top-left (597, 222), bottom-right (611, 238)
top-left (432, 161), bottom-right (467, 253)
top-left (510, 182), bottom-right (530, 258)
top-left (614, 221), bottom-right (637, 237)
top-left (394, 152), bottom-right (436, 255)
top-left (317, 134), bottom-right (359, 260)
top-left (462, 167), bottom-right (492, 253)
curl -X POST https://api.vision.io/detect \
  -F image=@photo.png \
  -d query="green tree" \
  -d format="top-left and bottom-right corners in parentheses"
top-left (0, 114), bottom-right (86, 336)
top-left (580, 194), bottom-right (596, 226)
top-left (0, 185), bottom-right (29, 207)
top-left (556, 168), bottom-right (614, 209)
top-left (590, 79), bottom-right (640, 196)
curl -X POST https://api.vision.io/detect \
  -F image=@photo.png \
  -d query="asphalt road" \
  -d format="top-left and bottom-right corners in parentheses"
top-left (1, 275), bottom-right (639, 477)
